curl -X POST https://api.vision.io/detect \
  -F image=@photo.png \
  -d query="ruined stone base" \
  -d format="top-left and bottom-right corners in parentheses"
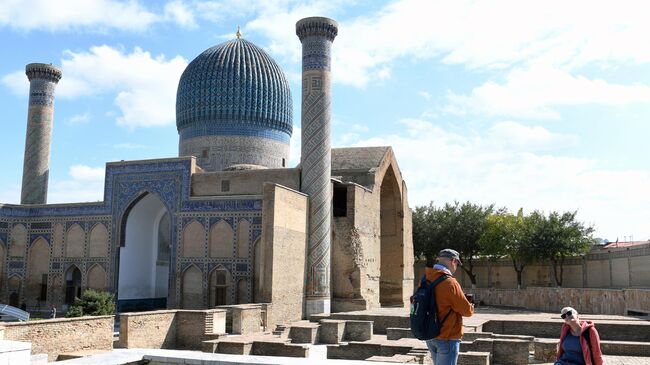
top-left (305, 298), bottom-right (330, 316)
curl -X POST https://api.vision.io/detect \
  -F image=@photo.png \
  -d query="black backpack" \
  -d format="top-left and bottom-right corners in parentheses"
top-left (410, 274), bottom-right (452, 340)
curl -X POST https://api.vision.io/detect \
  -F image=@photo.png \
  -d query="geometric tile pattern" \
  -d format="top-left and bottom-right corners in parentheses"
top-left (296, 17), bottom-right (338, 299)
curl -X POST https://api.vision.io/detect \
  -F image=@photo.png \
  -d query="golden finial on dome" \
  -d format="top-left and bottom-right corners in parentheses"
top-left (236, 26), bottom-right (242, 39)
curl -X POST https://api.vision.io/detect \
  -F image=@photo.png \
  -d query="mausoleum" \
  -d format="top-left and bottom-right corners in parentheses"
top-left (0, 17), bottom-right (414, 324)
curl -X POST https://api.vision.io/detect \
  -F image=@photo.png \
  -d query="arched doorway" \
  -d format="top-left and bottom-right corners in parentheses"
top-left (65, 266), bottom-right (82, 305)
top-left (117, 193), bottom-right (171, 312)
top-left (379, 166), bottom-right (404, 306)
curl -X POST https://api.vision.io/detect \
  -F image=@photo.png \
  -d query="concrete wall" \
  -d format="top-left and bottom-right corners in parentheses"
top-left (3, 315), bottom-right (113, 362)
top-left (191, 168), bottom-right (300, 197)
top-left (261, 183), bottom-right (308, 327)
top-left (466, 287), bottom-right (649, 315)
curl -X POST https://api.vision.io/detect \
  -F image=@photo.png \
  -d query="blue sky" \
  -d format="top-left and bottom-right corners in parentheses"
top-left (1, 0), bottom-right (649, 241)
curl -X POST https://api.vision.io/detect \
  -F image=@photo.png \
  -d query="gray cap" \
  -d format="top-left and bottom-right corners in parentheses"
top-left (438, 248), bottom-right (462, 265)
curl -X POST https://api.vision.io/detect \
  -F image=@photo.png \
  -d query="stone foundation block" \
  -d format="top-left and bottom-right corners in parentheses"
top-left (493, 333), bottom-right (534, 351)
top-left (232, 306), bottom-right (261, 335)
top-left (601, 340), bottom-right (650, 356)
top-left (366, 354), bottom-right (418, 363)
top-left (289, 323), bottom-right (320, 344)
top-left (470, 338), bottom-right (494, 353)
top-left (380, 343), bottom-right (416, 357)
top-left (252, 341), bottom-right (309, 357)
top-left (319, 320), bottom-right (345, 344)
top-left (462, 332), bottom-right (493, 341)
top-left (493, 339), bottom-right (529, 365)
top-left (344, 320), bottom-right (373, 341)
top-left (216, 340), bottom-right (253, 355)
top-left (386, 328), bottom-right (413, 340)
top-left (534, 338), bottom-right (558, 362)
top-left (458, 351), bottom-right (490, 365)
top-left (328, 342), bottom-right (382, 360)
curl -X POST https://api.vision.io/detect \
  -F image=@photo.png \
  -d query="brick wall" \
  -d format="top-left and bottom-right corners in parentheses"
top-left (119, 309), bottom-right (226, 350)
top-left (3, 315), bottom-right (113, 362)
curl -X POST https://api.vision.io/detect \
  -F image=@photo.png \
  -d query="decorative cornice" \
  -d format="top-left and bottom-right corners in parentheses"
top-left (25, 63), bottom-right (62, 83)
top-left (296, 17), bottom-right (338, 42)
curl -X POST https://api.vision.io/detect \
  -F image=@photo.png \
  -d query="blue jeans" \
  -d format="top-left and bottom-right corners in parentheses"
top-left (425, 338), bottom-right (461, 365)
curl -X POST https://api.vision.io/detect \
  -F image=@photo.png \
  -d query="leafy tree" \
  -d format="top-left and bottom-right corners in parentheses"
top-left (66, 289), bottom-right (115, 317)
top-left (527, 210), bottom-right (595, 286)
top-left (413, 201), bottom-right (497, 287)
top-left (480, 209), bottom-right (535, 289)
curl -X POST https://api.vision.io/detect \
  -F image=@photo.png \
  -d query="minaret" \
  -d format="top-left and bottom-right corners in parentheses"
top-left (20, 63), bottom-right (62, 205)
top-left (296, 17), bottom-right (338, 316)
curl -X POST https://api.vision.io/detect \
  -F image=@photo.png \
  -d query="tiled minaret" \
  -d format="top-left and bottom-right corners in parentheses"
top-left (296, 16), bottom-right (338, 316)
top-left (20, 63), bottom-right (62, 205)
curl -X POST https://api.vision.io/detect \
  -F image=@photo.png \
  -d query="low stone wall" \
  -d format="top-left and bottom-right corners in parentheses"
top-left (120, 310), bottom-right (177, 349)
top-left (2, 315), bottom-right (113, 362)
top-left (120, 309), bottom-right (226, 350)
top-left (468, 287), bottom-right (650, 315)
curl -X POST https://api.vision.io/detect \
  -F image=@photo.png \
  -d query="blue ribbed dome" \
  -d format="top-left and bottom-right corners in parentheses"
top-left (176, 38), bottom-right (293, 140)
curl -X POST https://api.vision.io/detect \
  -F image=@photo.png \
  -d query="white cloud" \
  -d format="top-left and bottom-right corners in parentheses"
top-left (2, 45), bottom-right (188, 128)
top-left (487, 121), bottom-right (578, 152)
top-left (0, 0), bottom-right (200, 32)
top-left (48, 165), bottom-right (105, 203)
top-left (164, 0), bottom-right (196, 28)
top-left (0, 0), bottom-right (158, 32)
top-left (113, 143), bottom-right (145, 150)
top-left (349, 119), bottom-right (650, 240)
top-left (446, 66), bottom-right (650, 119)
top-left (419, 91), bottom-right (432, 100)
top-left (62, 46), bottom-right (187, 128)
top-left (67, 113), bottom-right (90, 125)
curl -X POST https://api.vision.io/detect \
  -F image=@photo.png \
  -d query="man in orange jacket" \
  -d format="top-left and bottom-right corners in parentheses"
top-left (424, 248), bottom-right (474, 365)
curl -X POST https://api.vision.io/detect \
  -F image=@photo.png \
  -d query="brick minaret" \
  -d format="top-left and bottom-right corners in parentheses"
top-left (296, 17), bottom-right (338, 316)
top-left (20, 63), bottom-right (62, 205)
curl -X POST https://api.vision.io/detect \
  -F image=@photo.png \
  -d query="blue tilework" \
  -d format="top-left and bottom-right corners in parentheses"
top-left (29, 234), bottom-right (50, 245)
top-left (176, 38), bottom-right (293, 138)
top-left (179, 121), bottom-right (290, 144)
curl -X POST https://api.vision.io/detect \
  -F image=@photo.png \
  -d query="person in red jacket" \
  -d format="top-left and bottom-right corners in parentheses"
top-left (424, 249), bottom-right (474, 365)
top-left (555, 306), bottom-right (604, 365)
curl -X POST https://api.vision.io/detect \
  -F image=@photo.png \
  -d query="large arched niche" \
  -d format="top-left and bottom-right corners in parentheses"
top-left (117, 192), bottom-right (171, 312)
top-left (237, 219), bottom-right (250, 258)
top-left (379, 164), bottom-right (405, 306)
top-left (182, 220), bottom-right (205, 257)
top-left (26, 237), bottom-right (50, 307)
top-left (87, 264), bottom-right (107, 291)
top-left (252, 238), bottom-right (264, 303)
top-left (208, 266), bottom-right (231, 306)
top-left (64, 265), bottom-right (82, 305)
top-left (181, 264), bottom-right (203, 309)
top-left (8, 275), bottom-right (22, 307)
top-left (9, 224), bottom-right (27, 257)
top-left (52, 223), bottom-right (64, 257)
top-left (89, 223), bottom-right (109, 258)
top-left (209, 220), bottom-right (233, 258)
top-left (65, 224), bottom-right (85, 258)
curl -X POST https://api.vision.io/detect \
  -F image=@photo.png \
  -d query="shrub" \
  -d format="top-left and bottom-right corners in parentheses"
top-left (66, 289), bottom-right (115, 317)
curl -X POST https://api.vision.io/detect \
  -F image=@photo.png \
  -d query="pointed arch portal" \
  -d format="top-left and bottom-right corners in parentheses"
top-left (117, 193), bottom-right (171, 311)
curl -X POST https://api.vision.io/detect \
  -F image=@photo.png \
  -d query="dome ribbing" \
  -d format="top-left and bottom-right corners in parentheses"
top-left (176, 38), bottom-right (293, 139)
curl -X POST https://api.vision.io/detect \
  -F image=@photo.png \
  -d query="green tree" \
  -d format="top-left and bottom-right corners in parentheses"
top-left (527, 210), bottom-right (595, 286)
top-left (66, 289), bottom-right (115, 317)
top-left (480, 209), bottom-right (535, 289)
top-left (413, 201), bottom-right (496, 287)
